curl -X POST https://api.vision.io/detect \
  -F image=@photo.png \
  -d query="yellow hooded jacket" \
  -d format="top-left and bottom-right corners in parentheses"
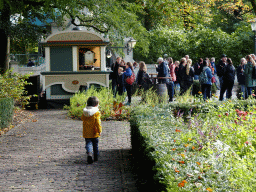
top-left (81, 106), bottom-right (102, 138)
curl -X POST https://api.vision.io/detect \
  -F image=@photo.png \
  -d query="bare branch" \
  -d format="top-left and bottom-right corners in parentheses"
top-left (70, 17), bottom-right (108, 33)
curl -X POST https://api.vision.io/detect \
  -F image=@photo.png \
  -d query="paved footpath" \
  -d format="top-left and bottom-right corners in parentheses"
top-left (0, 110), bottom-right (138, 192)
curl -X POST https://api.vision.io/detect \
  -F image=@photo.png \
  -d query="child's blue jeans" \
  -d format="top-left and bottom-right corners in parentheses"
top-left (85, 138), bottom-right (99, 156)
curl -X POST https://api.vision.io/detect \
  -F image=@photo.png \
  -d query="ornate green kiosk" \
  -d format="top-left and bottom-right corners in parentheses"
top-left (41, 31), bottom-right (110, 100)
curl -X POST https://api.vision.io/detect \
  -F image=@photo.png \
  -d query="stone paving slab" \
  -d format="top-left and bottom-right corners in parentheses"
top-left (0, 110), bottom-right (137, 191)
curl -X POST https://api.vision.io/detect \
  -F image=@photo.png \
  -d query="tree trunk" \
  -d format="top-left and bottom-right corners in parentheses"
top-left (0, 2), bottom-right (11, 74)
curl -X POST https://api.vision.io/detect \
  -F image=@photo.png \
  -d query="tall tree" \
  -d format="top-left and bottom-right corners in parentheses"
top-left (0, 0), bottom-right (144, 73)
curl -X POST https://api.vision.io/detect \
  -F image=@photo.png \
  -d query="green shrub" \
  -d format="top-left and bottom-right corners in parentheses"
top-left (65, 86), bottom-right (130, 120)
top-left (0, 98), bottom-right (14, 129)
top-left (0, 69), bottom-right (31, 105)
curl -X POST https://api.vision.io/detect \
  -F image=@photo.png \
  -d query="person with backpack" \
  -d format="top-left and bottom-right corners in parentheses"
top-left (199, 60), bottom-right (213, 100)
top-left (136, 61), bottom-right (152, 92)
top-left (219, 58), bottom-right (236, 101)
top-left (244, 55), bottom-right (256, 97)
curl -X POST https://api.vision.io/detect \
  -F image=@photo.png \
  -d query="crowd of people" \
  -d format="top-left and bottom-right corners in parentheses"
top-left (110, 54), bottom-right (256, 104)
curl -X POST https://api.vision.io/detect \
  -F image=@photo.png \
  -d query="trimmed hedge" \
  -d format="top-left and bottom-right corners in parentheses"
top-left (130, 104), bottom-right (170, 191)
top-left (169, 99), bottom-right (256, 117)
top-left (0, 98), bottom-right (14, 129)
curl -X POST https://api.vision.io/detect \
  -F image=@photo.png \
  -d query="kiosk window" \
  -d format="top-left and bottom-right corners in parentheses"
top-left (78, 47), bottom-right (100, 71)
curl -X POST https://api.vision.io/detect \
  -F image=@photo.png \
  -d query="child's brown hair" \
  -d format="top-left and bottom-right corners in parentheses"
top-left (87, 96), bottom-right (99, 107)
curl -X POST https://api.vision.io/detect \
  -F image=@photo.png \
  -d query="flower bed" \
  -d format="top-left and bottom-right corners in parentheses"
top-left (130, 100), bottom-right (256, 191)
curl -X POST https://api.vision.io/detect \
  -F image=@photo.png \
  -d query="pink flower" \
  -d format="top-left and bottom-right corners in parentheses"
top-left (245, 141), bottom-right (250, 145)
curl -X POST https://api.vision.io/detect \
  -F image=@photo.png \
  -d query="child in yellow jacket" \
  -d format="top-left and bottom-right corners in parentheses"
top-left (81, 96), bottom-right (102, 164)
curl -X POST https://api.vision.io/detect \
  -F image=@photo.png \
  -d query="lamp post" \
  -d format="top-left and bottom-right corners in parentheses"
top-left (126, 37), bottom-right (137, 55)
top-left (106, 37), bottom-right (137, 56)
top-left (106, 49), bottom-right (112, 58)
top-left (251, 20), bottom-right (256, 54)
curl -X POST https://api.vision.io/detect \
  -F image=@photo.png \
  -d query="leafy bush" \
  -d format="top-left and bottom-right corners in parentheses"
top-left (0, 98), bottom-right (14, 129)
top-left (0, 69), bottom-right (31, 104)
top-left (130, 99), bottom-right (256, 191)
top-left (66, 84), bottom-right (172, 120)
top-left (65, 86), bottom-right (131, 120)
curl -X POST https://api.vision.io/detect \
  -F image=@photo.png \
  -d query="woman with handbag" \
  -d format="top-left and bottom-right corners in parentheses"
top-left (123, 62), bottom-right (135, 106)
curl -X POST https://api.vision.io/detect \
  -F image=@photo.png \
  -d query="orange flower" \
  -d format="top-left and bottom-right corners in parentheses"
top-left (206, 188), bottom-right (213, 192)
top-left (188, 138), bottom-right (192, 141)
top-left (182, 180), bottom-right (187, 183)
top-left (179, 161), bottom-right (185, 164)
top-left (175, 129), bottom-right (181, 132)
top-left (174, 140), bottom-right (176, 142)
top-left (174, 168), bottom-right (179, 173)
top-left (184, 144), bottom-right (189, 147)
top-left (172, 148), bottom-right (176, 151)
top-left (172, 158), bottom-right (175, 161)
top-left (178, 182), bottom-right (185, 187)
top-left (180, 154), bottom-right (185, 158)
top-left (192, 146), bottom-right (195, 150)
top-left (196, 162), bottom-right (201, 165)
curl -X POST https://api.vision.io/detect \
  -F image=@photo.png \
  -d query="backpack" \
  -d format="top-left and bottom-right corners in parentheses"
top-left (142, 72), bottom-right (152, 85)
top-left (199, 68), bottom-right (208, 84)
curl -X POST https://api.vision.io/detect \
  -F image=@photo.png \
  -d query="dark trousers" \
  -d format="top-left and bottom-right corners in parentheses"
top-left (219, 82), bottom-right (234, 101)
top-left (180, 81), bottom-right (193, 95)
top-left (247, 87), bottom-right (254, 97)
top-left (112, 78), bottom-right (117, 96)
top-left (201, 84), bottom-right (211, 100)
top-left (125, 84), bottom-right (132, 103)
top-left (117, 85), bottom-right (124, 96)
top-left (167, 81), bottom-right (174, 101)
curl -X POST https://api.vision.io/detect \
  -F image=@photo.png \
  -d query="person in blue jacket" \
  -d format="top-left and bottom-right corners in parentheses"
top-left (155, 57), bottom-right (169, 84)
top-left (201, 60), bottom-right (213, 100)
top-left (123, 62), bottom-right (134, 105)
top-left (155, 57), bottom-right (174, 102)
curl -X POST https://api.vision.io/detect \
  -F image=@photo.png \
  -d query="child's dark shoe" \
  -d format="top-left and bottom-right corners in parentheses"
top-left (94, 155), bottom-right (98, 162)
top-left (87, 156), bottom-right (93, 164)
